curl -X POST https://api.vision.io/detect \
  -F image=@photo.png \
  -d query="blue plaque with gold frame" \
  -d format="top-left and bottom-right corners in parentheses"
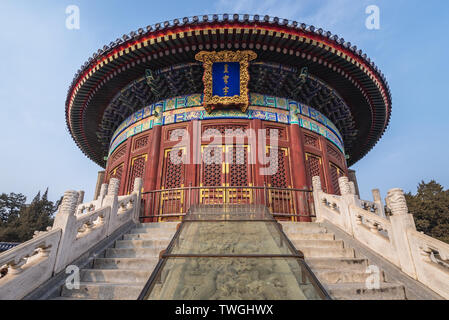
top-left (195, 50), bottom-right (257, 113)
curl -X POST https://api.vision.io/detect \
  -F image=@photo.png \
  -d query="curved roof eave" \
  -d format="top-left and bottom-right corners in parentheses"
top-left (65, 14), bottom-right (392, 168)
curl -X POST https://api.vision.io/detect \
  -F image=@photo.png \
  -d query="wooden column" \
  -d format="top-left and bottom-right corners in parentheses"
top-left (252, 119), bottom-right (264, 188)
top-left (185, 121), bottom-right (199, 187)
top-left (289, 125), bottom-right (308, 189)
top-left (319, 135), bottom-right (334, 194)
top-left (289, 124), bottom-right (310, 222)
top-left (120, 141), bottom-right (133, 195)
top-left (145, 125), bottom-right (162, 191)
top-left (143, 125), bottom-right (162, 223)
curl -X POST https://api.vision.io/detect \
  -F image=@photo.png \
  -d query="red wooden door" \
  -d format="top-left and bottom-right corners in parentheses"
top-left (265, 147), bottom-right (295, 218)
top-left (200, 145), bottom-right (252, 204)
top-left (305, 153), bottom-right (326, 192)
top-left (159, 147), bottom-right (186, 221)
top-left (200, 145), bottom-right (226, 204)
top-left (225, 145), bottom-right (253, 204)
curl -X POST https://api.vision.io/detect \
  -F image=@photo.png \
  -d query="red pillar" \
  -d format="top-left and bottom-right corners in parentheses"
top-left (120, 141), bottom-right (133, 196)
top-left (252, 119), bottom-right (264, 188)
top-left (145, 126), bottom-right (162, 191)
top-left (143, 125), bottom-right (162, 222)
top-left (185, 121), bottom-right (198, 188)
top-left (319, 135), bottom-right (334, 195)
top-left (289, 124), bottom-right (310, 222)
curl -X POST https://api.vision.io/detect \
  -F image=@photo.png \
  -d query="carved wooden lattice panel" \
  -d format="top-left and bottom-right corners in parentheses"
top-left (128, 155), bottom-right (147, 193)
top-left (200, 145), bottom-right (252, 204)
top-left (160, 148), bottom-right (186, 220)
top-left (202, 146), bottom-right (223, 187)
top-left (202, 124), bottom-right (248, 135)
top-left (306, 153), bottom-right (326, 192)
top-left (134, 135), bottom-right (149, 151)
top-left (330, 163), bottom-right (344, 195)
top-left (327, 145), bottom-right (342, 163)
top-left (304, 134), bottom-right (319, 149)
top-left (110, 144), bottom-right (127, 164)
top-left (265, 127), bottom-right (287, 140)
top-left (267, 148), bottom-right (289, 188)
top-left (229, 146), bottom-right (248, 187)
top-left (201, 146), bottom-right (225, 204)
top-left (227, 146), bottom-right (251, 204)
top-left (163, 149), bottom-right (185, 189)
top-left (109, 164), bottom-right (123, 187)
top-left (266, 148), bottom-right (294, 217)
top-left (166, 127), bottom-right (188, 142)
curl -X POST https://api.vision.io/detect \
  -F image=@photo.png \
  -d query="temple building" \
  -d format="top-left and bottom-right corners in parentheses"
top-left (66, 14), bottom-right (390, 222)
top-left (2, 14), bottom-right (448, 301)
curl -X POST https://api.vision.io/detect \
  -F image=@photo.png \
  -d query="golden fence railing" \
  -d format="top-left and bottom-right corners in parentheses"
top-left (140, 185), bottom-right (314, 222)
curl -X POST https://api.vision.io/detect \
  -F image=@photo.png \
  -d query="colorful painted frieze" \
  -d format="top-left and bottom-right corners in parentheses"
top-left (109, 93), bottom-right (345, 156)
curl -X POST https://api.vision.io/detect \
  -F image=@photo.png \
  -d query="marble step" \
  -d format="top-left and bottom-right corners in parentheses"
top-left (287, 232), bottom-right (335, 241)
top-left (326, 282), bottom-right (406, 300)
top-left (292, 239), bottom-right (344, 250)
top-left (300, 247), bottom-right (355, 258)
top-left (80, 269), bottom-right (151, 283)
top-left (93, 257), bottom-right (159, 270)
top-left (135, 222), bottom-right (179, 229)
top-left (128, 227), bottom-right (177, 235)
top-left (61, 282), bottom-right (143, 300)
top-left (123, 233), bottom-right (174, 241)
top-left (115, 239), bottom-right (171, 249)
top-left (313, 268), bottom-right (385, 284)
top-left (280, 223), bottom-right (328, 235)
top-left (306, 258), bottom-right (369, 271)
top-left (105, 247), bottom-right (165, 258)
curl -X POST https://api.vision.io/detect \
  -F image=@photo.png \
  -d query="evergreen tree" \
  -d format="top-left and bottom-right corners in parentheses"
top-left (0, 193), bottom-right (26, 223)
top-left (0, 189), bottom-right (59, 243)
top-left (405, 180), bottom-right (449, 244)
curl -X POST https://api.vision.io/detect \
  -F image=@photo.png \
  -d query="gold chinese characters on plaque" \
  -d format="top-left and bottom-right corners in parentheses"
top-left (195, 50), bottom-right (257, 113)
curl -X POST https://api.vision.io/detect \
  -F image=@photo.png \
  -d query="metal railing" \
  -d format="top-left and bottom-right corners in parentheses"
top-left (140, 185), bottom-right (314, 222)
top-left (138, 204), bottom-right (330, 300)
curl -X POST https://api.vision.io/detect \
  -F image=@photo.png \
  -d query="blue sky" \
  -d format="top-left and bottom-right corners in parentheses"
top-left (0, 0), bottom-right (448, 203)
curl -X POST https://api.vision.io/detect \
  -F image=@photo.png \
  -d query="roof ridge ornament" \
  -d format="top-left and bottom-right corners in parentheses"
top-left (195, 50), bottom-right (257, 113)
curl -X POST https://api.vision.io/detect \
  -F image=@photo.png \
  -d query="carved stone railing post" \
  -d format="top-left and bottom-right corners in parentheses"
top-left (372, 189), bottom-right (386, 218)
top-left (132, 178), bottom-right (143, 224)
top-left (349, 181), bottom-right (358, 199)
top-left (312, 176), bottom-right (323, 222)
top-left (104, 178), bottom-right (120, 236)
top-left (95, 183), bottom-right (108, 208)
top-left (52, 190), bottom-right (79, 274)
top-left (338, 176), bottom-right (357, 235)
top-left (387, 188), bottom-right (417, 278)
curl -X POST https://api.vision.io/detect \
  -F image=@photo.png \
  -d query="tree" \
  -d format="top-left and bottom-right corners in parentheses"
top-left (0, 189), bottom-right (61, 243)
top-left (405, 180), bottom-right (449, 244)
top-left (0, 193), bottom-right (26, 223)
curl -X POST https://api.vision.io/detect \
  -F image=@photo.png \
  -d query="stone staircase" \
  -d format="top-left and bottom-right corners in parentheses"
top-left (53, 222), bottom-right (178, 300)
top-left (45, 219), bottom-right (425, 300)
top-left (280, 222), bottom-right (407, 300)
